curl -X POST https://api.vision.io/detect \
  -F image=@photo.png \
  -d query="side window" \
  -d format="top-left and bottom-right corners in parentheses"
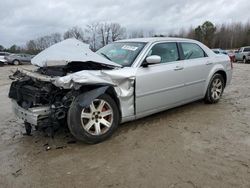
top-left (244, 48), bottom-right (250, 52)
top-left (181, 43), bottom-right (207, 60)
top-left (148, 43), bottom-right (179, 63)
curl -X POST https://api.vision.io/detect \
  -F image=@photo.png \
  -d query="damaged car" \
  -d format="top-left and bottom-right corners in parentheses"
top-left (8, 38), bottom-right (232, 144)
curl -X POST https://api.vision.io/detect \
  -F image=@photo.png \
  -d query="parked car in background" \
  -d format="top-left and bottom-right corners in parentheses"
top-left (0, 52), bottom-right (11, 66)
top-left (9, 38), bottom-right (232, 144)
top-left (235, 46), bottom-right (250, 63)
top-left (212, 48), bottom-right (227, 55)
top-left (226, 50), bottom-right (236, 62)
top-left (212, 49), bottom-right (236, 62)
top-left (5, 53), bottom-right (33, 65)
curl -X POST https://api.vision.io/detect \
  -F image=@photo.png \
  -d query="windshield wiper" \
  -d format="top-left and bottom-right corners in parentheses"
top-left (100, 53), bottom-right (112, 61)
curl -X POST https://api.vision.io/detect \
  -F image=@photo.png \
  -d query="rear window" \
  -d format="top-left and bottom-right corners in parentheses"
top-left (181, 43), bottom-right (207, 60)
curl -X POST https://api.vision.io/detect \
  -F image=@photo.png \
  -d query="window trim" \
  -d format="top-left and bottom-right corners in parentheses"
top-left (179, 42), bottom-right (208, 60)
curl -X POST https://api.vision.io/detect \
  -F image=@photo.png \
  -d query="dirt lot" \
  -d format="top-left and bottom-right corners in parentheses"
top-left (0, 64), bottom-right (249, 188)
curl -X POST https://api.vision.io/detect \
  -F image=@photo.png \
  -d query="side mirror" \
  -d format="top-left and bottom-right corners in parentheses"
top-left (143, 55), bottom-right (161, 67)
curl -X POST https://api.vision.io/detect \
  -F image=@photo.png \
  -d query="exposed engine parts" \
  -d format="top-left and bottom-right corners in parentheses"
top-left (9, 75), bottom-right (78, 136)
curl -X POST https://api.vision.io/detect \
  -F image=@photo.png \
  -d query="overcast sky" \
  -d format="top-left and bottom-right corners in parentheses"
top-left (1, 0), bottom-right (250, 47)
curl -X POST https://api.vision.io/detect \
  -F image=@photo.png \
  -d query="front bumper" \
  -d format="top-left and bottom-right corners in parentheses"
top-left (12, 100), bottom-right (51, 125)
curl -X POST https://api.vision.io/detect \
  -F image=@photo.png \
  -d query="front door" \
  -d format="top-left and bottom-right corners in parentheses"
top-left (135, 42), bottom-right (186, 116)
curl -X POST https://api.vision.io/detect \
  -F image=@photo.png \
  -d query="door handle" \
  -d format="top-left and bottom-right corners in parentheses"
top-left (206, 62), bottom-right (213, 65)
top-left (174, 66), bottom-right (184, 71)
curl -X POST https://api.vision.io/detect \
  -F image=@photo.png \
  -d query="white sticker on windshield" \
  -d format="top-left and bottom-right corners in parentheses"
top-left (122, 45), bottom-right (138, 51)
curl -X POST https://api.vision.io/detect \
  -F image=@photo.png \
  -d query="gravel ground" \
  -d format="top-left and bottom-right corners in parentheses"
top-left (0, 64), bottom-right (249, 188)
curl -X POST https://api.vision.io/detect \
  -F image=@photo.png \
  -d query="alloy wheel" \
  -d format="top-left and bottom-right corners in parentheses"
top-left (211, 78), bottom-right (223, 100)
top-left (80, 99), bottom-right (113, 136)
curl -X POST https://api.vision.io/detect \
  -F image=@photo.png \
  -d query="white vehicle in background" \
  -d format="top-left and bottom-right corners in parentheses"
top-left (235, 46), bottom-right (250, 63)
top-left (0, 52), bottom-right (10, 66)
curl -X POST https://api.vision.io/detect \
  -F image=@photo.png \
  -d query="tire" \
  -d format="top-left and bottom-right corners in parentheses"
top-left (243, 57), bottom-right (246, 64)
top-left (67, 94), bottom-right (119, 144)
top-left (13, 60), bottom-right (20, 65)
top-left (24, 122), bottom-right (32, 135)
top-left (205, 74), bottom-right (225, 104)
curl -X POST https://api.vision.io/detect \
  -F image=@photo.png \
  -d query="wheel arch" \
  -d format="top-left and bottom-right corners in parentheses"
top-left (75, 84), bottom-right (122, 119)
top-left (204, 65), bottom-right (227, 96)
top-left (215, 70), bottom-right (227, 85)
top-left (12, 59), bottom-right (20, 64)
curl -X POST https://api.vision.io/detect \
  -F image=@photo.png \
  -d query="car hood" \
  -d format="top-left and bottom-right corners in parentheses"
top-left (31, 38), bottom-right (122, 68)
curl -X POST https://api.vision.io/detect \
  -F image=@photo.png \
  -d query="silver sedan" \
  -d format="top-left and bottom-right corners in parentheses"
top-left (9, 38), bottom-right (232, 144)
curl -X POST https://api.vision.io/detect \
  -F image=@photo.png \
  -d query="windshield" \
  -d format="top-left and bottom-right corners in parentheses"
top-left (96, 42), bottom-right (146, 67)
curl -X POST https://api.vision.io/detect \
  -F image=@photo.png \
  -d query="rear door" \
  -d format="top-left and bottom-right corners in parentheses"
top-left (179, 42), bottom-right (212, 99)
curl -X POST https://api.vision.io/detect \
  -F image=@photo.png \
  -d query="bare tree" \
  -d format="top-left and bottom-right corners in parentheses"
top-left (63, 26), bottom-right (86, 42)
top-left (86, 23), bottom-right (100, 51)
top-left (98, 22), bottom-right (112, 47)
top-left (50, 33), bottom-right (62, 43)
top-left (25, 33), bottom-right (62, 54)
top-left (110, 23), bottom-right (126, 42)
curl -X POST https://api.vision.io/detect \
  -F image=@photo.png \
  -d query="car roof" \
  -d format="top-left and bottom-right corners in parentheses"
top-left (117, 37), bottom-right (197, 43)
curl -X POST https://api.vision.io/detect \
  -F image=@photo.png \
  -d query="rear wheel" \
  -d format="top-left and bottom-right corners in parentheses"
top-left (243, 57), bottom-right (246, 64)
top-left (13, 60), bottom-right (20, 65)
top-left (205, 74), bottom-right (225, 104)
top-left (68, 94), bottom-right (119, 144)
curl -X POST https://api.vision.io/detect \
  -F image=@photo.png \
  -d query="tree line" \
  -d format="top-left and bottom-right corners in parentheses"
top-left (1, 21), bottom-right (250, 55)
top-left (171, 21), bottom-right (250, 50)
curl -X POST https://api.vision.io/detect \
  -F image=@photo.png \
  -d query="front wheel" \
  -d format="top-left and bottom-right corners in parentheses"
top-left (205, 74), bottom-right (225, 104)
top-left (67, 94), bottom-right (119, 144)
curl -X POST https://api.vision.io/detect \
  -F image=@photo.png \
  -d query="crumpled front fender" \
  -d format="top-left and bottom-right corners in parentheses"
top-left (72, 86), bottom-right (110, 108)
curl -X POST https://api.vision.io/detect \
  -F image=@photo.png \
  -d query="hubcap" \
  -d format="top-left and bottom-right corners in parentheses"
top-left (211, 78), bottom-right (223, 100)
top-left (80, 99), bottom-right (113, 136)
